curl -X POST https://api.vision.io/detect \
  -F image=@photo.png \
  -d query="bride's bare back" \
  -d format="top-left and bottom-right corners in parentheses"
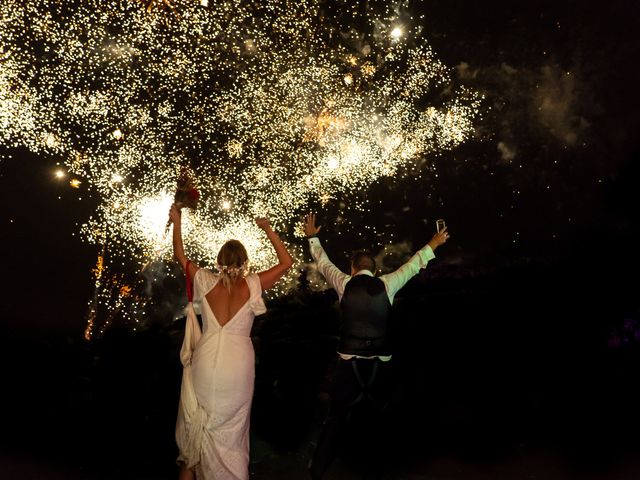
top-left (204, 277), bottom-right (250, 326)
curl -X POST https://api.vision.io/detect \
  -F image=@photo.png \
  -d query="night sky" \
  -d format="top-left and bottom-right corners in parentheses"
top-left (1, 1), bottom-right (640, 478)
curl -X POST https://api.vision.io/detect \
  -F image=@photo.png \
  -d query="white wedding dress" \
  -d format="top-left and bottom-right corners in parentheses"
top-left (176, 269), bottom-right (266, 480)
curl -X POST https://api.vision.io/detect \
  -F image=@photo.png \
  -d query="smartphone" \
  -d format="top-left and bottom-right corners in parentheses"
top-left (436, 218), bottom-right (446, 233)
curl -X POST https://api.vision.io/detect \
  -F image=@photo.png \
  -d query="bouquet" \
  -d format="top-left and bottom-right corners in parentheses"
top-left (166, 167), bottom-right (200, 231)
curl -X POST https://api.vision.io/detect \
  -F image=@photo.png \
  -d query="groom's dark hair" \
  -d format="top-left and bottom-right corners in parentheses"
top-left (350, 250), bottom-right (376, 274)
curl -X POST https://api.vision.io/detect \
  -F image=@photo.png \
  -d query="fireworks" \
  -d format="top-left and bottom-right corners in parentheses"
top-left (390, 27), bottom-right (404, 40)
top-left (1, 0), bottom-right (481, 336)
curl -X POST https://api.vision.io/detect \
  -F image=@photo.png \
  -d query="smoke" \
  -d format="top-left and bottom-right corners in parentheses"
top-left (456, 59), bottom-right (590, 157)
top-left (497, 141), bottom-right (516, 162)
top-left (375, 241), bottom-right (415, 274)
top-left (534, 64), bottom-right (589, 146)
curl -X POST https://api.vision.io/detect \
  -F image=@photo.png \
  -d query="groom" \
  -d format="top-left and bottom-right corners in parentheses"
top-left (304, 213), bottom-right (450, 479)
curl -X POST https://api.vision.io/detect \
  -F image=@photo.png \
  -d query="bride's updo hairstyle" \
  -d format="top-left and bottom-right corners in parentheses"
top-left (216, 240), bottom-right (249, 291)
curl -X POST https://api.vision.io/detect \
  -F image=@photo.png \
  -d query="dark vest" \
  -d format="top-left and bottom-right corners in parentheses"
top-left (338, 274), bottom-right (392, 357)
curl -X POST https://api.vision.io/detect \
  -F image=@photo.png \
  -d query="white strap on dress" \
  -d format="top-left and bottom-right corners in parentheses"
top-left (245, 273), bottom-right (267, 316)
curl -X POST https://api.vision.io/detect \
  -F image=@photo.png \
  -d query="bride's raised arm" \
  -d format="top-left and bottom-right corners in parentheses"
top-left (169, 203), bottom-right (199, 280)
top-left (255, 217), bottom-right (293, 291)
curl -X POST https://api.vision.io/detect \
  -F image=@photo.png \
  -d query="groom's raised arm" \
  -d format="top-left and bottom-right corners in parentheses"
top-left (305, 213), bottom-right (350, 297)
top-left (381, 227), bottom-right (450, 303)
top-left (308, 237), bottom-right (350, 297)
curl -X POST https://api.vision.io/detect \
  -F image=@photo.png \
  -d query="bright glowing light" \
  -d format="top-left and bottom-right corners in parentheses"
top-left (138, 194), bottom-right (173, 245)
top-left (222, 200), bottom-right (232, 210)
top-left (391, 27), bottom-right (403, 39)
top-left (55, 169), bottom-right (66, 179)
top-left (112, 129), bottom-right (123, 140)
top-left (319, 193), bottom-right (333, 206)
top-left (69, 179), bottom-right (82, 188)
top-left (45, 133), bottom-right (59, 149)
top-left (112, 173), bottom-right (124, 183)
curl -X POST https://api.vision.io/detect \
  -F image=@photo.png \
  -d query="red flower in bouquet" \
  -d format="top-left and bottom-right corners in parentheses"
top-left (166, 168), bottom-right (199, 231)
top-left (173, 168), bottom-right (200, 209)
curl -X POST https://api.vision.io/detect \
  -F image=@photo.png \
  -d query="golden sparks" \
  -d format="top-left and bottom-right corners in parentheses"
top-left (1, 0), bottom-right (481, 335)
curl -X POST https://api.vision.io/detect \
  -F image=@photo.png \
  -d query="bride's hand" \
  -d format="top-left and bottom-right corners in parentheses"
top-left (169, 203), bottom-right (182, 224)
top-left (255, 217), bottom-right (271, 230)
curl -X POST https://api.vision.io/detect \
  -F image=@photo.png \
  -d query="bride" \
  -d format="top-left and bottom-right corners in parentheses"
top-left (169, 204), bottom-right (293, 480)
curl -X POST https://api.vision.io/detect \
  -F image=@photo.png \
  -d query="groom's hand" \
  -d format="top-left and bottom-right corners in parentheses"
top-left (428, 227), bottom-right (450, 251)
top-left (304, 213), bottom-right (322, 238)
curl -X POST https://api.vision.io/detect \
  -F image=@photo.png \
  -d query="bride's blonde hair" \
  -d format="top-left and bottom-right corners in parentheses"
top-left (216, 240), bottom-right (249, 291)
